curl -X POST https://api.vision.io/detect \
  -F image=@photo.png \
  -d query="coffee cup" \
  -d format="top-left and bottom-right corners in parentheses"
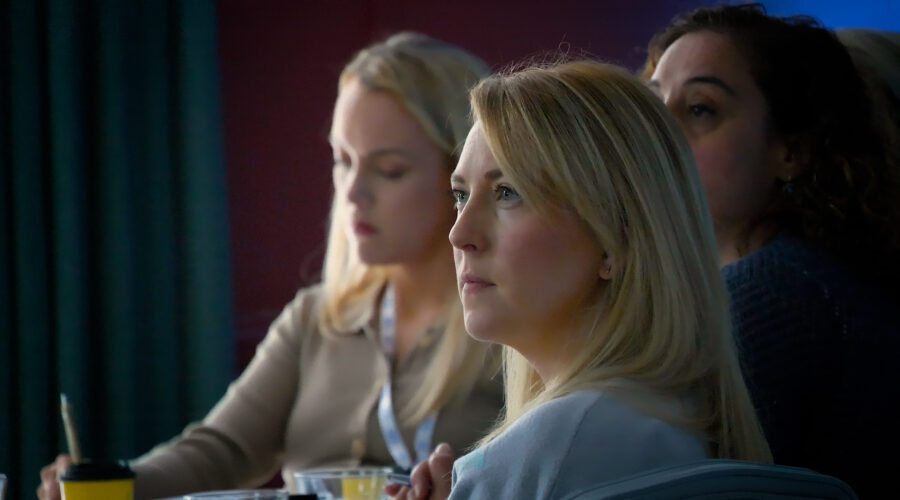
top-left (60, 461), bottom-right (134, 500)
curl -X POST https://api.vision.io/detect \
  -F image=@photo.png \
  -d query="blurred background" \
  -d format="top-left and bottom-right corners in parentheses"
top-left (3, 0), bottom-right (898, 498)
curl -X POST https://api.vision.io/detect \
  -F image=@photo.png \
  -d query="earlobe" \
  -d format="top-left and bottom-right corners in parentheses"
top-left (774, 137), bottom-right (809, 182)
top-left (598, 252), bottom-right (614, 280)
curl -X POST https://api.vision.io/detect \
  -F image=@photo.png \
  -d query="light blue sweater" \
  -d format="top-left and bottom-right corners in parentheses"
top-left (449, 390), bottom-right (708, 499)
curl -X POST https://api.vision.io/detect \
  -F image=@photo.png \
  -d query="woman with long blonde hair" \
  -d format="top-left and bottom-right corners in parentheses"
top-left (38, 33), bottom-right (501, 500)
top-left (389, 59), bottom-right (769, 500)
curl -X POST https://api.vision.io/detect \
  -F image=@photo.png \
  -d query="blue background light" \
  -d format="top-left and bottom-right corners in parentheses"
top-left (762, 0), bottom-right (900, 30)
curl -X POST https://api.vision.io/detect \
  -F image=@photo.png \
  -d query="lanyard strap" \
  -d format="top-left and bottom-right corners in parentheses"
top-left (376, 285), bottom-right (438, 469)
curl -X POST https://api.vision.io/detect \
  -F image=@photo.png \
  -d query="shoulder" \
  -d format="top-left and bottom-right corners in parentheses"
top-left (285, 283), bottom-right (327, 313)
top-left (508, 390), bottom-right (705, 461)
top-left (450, 391), bottom-right (706, 500)
top-left (512, 389), bottom-right (603, 432)
top-left (722, 235), bottom-right (895, 305)
top-left (551, 392), bottom-right (707, 492)
top-left (264, 283), bottom-right (328, 346)
top-left (723, 236), bottom-right (835, 296)
top-left (724, 235), bottom-right (897, 340)
top-left (722, 237), bottom-right (833, 335)
top-left (275, 283), bottom-right (330, 327)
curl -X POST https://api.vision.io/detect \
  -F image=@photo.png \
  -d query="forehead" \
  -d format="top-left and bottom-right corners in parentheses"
top-left (652, 31), bottom-right (750, 87)
top-left (330, 78), bottom-right (425, 151)
top-left (454, 123), bottom-right (499, 179)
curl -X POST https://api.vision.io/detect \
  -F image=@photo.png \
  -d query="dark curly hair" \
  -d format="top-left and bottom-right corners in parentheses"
top-left (643, 3), bottom-right (900, 285)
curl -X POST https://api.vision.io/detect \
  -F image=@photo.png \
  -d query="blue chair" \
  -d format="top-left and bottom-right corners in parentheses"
top-left (562, 460), bottom-right (858, 499)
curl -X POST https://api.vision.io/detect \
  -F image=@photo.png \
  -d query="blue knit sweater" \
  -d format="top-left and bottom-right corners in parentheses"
top-left (723, 235), bottom-right (898, 498)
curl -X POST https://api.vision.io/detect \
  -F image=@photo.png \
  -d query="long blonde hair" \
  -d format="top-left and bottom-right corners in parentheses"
top-left (471, 60), bottom-right (771, 462)
top-left (318, 33), bottom-right (494, 422)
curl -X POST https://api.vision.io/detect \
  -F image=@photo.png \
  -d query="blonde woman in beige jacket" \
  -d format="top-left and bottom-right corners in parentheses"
top-left (38, 33), bottom-right (501, 500)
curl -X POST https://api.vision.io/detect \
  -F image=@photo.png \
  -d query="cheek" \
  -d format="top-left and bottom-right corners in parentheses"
top-left (496, 223), bottom-right (547, 272)
top-left (691, 144), bottom-right (732, 204)
top-left (496, 222), bottom-right (587, 300)
top-left (690, 133), bottom-right (737, 190)
top-left (690, 128), bottom-right (773, 222)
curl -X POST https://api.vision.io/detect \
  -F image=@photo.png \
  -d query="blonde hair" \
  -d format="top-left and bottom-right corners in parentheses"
top-left (318, 32), bottom-right (493, 422)
top-left (471, 60), bottom-right (771, 462)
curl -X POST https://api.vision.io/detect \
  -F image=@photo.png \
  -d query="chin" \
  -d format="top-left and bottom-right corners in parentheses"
top-left (462, 314), bottom-right (504, 344)
top-left (355, 245), bottom-right (394, 266)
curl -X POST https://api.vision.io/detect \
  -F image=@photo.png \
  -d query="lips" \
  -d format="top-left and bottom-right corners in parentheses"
top-left (352, 220), bottom-right (377, 236)
top-left (459, 271), bottom-right (495, 294)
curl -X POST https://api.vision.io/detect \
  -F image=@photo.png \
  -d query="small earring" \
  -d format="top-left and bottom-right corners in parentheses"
top-left (782, 176), bottom-right (795, 195)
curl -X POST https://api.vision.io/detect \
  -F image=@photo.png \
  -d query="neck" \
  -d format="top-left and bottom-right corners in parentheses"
top-left (717, 238), bottom-right (744, 267)
top-left (531, 354), bottom-right (566, 383)
top-left (716, 221), bottom-right (776, 267)
top-left (517, 324), bottom-right (580, 384)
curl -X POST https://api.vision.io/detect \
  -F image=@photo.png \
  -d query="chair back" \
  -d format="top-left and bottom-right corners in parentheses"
top-left (562, 459), bottom-right (858, 499)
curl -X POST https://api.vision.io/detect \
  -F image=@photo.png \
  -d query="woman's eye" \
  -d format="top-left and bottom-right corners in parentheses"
top-left (451, 189), bottom-right (468, 208)
top-left (495, 185), bottom-right (521, 203)
top-left (380, 169), bottom-right (406, 180)
top-left (688, 104), bottom-right (715, 118)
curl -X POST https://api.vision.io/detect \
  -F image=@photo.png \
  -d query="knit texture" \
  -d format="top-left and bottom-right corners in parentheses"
top-left (724, 235), bottom-right (898, 498)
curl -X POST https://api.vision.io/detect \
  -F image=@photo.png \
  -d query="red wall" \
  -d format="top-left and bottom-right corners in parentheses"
top-left (216, 0), bottom-right (707, 368)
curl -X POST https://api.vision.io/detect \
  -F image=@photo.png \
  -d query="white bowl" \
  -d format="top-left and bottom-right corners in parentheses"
top-left (182, 489), bottom-right (289, 499)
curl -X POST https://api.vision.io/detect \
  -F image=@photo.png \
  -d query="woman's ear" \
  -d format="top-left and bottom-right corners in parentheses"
top-left (599, 251), bottom-right (615, 280)
top-left (773, 135), bottom-right (810, 182)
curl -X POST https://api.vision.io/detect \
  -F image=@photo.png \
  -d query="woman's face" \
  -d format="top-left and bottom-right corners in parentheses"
top-left (649, 31), bottom-right (789, 260)
top-left (449, 124), bottom-right (604, 377)
top-left (331, 78), bottom-right (455, 266)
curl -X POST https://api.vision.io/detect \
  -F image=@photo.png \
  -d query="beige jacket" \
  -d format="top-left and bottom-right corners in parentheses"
top-left (130, 285), bottom-right (503, 499)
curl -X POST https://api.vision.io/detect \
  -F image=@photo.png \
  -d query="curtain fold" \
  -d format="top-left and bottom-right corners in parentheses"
top-left (1, 1), bottom-right (234, 498)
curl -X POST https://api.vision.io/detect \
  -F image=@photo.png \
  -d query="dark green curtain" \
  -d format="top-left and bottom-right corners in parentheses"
top-left (1, 1), bottom-right (234, 498)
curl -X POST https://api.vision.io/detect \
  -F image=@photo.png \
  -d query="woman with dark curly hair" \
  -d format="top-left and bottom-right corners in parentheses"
top-left (644, 3), bottom-right (900, 496)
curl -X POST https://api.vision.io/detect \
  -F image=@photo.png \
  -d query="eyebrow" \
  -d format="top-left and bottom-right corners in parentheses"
top-left (648, 75), bottom-right (737, 97)
top-left (367, 148), bottom-right (414, 160)
top-left (329, 144), bottom-right (415, 161)
top-left (451, 168), bottom-right (504, 184)
top-left (685, 75), bottom-right (737, 97)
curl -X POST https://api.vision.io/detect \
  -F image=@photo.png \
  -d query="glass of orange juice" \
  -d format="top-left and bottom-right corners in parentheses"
top-left (294, 467), bottom-right (392, 500)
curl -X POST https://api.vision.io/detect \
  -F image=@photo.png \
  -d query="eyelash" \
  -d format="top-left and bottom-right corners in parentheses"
top-left (688, 104), bottom-right (715, 118)
top-left (450, 185), bottom-right (521, 209)
top-left (451, 189), bottom-right (468, 209)
top-left (379, 169), bottom-right (406, 180)
top-left (495, 185), bottom-right (519, 202)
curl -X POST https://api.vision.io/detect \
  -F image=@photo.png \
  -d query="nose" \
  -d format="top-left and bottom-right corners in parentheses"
top-left (660, 94), bottom-right (681, 125)
top-left (449, 200), bottom-right (488, 253)
top-left (647, 82), bottom-right (672, 111)
top-left (339, 165), bottom-right (373, 208)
